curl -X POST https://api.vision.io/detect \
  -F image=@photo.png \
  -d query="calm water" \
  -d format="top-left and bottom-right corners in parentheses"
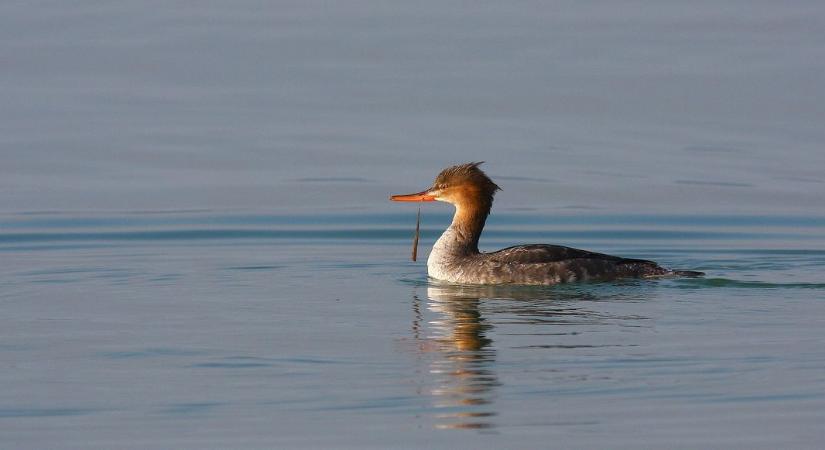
top-left (2, 1), bottom-right (825, 449)
top-left (1, 212), bottom-right (824, 448)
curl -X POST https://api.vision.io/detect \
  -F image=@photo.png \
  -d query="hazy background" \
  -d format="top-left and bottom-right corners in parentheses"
top-left (2, 0), bottom-right (823, 214)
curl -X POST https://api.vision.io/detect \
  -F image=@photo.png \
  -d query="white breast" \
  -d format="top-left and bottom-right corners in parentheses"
top-left (427, 226), bottom-right (463, 282)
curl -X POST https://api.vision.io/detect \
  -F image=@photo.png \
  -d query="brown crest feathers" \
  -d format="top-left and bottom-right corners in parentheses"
top-left (432, 162), bottom-right (501, 196)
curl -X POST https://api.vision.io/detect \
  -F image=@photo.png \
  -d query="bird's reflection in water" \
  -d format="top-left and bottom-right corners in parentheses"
top-left (410, 281), bottom-right (653, 431)
top-left (415, 284), bottom-right (498, 430)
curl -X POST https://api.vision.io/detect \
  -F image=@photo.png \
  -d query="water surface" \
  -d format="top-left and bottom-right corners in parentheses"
top-left (1, 211), bottom-right (824, 448)
top-left (1, 0), bottom-right (824, 448)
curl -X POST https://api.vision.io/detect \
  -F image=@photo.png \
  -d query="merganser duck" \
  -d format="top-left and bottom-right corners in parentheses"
top-left (391, 162), bottom-right (702, 285)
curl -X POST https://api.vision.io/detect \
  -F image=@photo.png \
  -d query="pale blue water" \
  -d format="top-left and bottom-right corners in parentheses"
top-left (2, 1), bottom-right (825, 449)
top-left (2, 212), bottom-right (824, 448)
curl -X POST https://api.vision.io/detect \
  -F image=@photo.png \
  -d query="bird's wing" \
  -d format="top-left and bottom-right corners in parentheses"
top-left (486, 244), bottom-right (652, 265)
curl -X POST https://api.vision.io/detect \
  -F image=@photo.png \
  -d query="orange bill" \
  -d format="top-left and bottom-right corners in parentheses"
top-left (390, 190), bottom-right (436, 202)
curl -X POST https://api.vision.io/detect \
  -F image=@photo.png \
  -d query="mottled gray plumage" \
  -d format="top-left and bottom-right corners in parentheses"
top-left (432, 242), bottom-right (669, 285)
top-left (394, 162), bottom-right (702, 285)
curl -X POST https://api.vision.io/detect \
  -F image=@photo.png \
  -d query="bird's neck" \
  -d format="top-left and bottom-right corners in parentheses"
top-left (427, 200), bottom-right (491, 281)
top-left (440, 200), bottom-right (491, 255)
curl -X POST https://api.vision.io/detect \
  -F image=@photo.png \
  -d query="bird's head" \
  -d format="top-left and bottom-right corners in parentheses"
top-left (390, 162), bottom-right (500, 209)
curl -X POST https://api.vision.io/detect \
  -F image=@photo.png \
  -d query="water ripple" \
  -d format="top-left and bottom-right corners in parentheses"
top-left (0, 228), bottom-right (811, 244)
top-left (673, 278), bottom-right (825, 289)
